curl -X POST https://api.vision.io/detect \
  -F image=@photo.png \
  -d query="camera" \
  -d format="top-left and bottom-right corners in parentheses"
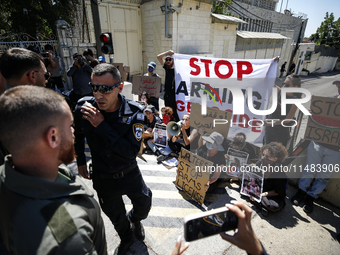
top-left (184, 206), bottom-right (238, 242)
top-left (41, 52), bottom-right (49, 59)
top-left (77, 58), bottom-right (85, 66)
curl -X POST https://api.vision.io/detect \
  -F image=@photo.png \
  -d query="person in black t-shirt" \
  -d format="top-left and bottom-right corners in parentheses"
top-left (279, 61), bottom-right (286, 78)
top-left (157, 50), bottom-right (179, 121)
top-left (251, 142), bottom-right (288, 216)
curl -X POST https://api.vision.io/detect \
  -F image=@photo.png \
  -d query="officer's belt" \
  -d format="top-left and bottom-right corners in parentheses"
top-left (96, 162), bottom-right (137, 179)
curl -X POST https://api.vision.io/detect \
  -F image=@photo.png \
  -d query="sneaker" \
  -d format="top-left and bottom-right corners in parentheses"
top-left (113, 238), bottom-right (133, 255)
top-left (157, 154), bottom-right (170, 162)
top-left (291, 189), bottom-right (306, 206)
top-left (303, 195), bottom-right (315, 213)
top-left (162, 157), bottom-right (178, 167)
top-left (155, 150), bottom-right (161, 157)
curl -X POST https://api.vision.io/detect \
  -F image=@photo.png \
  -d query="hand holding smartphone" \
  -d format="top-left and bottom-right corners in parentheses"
top-left (184, 205), bottom-right (238, 242)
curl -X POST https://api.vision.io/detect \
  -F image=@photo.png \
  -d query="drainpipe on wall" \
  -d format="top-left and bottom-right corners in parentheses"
top-left (165, 0), bottom-right (172, 38)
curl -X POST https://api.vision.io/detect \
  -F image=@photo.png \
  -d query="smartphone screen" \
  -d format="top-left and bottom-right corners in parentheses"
top-left (184, 209), bottom-right (238, 242)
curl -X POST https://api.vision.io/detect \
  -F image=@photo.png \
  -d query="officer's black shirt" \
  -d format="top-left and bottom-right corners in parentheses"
top-left (74, 94), bottom-right (144, 174)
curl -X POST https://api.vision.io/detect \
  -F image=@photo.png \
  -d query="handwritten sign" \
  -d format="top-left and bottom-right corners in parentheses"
top-left (304, 96), bottom-right (340, 146)
top-left (132, 75), bottom-right (161, 98)
top-left (175, 148), bottom-right (211, 205)
top-left (191, 102), bottom-right (232, 138)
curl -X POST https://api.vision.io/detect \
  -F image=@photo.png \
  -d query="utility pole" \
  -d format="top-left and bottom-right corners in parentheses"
top-left (90, 0), bottom-right (102, 57)
top-left (287, 20), bottom-right (305, 77)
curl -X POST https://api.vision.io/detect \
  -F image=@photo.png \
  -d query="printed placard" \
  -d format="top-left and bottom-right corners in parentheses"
top-left (240, 165), bottom-right (264, 203)
top-left (154, 123), bottom-right (167, 148)
top-left (225, 148), bottom-right (249, 177)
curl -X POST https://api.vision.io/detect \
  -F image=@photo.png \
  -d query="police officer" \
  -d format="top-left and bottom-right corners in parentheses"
top-left (74, 64), bottom-right (152, 255)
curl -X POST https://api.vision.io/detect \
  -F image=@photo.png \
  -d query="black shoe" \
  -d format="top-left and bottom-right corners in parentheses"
top-left (155, 150), bottom-right (161, 157)
top-left (291, 189), bottom-right (306, 206)
top-left (113, 238), bottom-right (133, 255)
top-left (131, 221), bottom-right (145, 241)
top-left (261, 207), bottom-right (268, 217)
top-left (157, 154), bottom-right (170, 163)
top-left (303, 195), bottom-right (315, 213)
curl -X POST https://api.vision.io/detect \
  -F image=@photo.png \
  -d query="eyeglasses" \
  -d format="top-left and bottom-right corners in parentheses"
top-left (88, 82), bottom-right (121, 94)
top-left (165, 58), bottom-right (172, 62)
top-left (27, 70), bottom-right (51, 81)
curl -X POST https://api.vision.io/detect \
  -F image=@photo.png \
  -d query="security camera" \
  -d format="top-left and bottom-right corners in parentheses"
top-left (170, 4), bottom-right (181, 13)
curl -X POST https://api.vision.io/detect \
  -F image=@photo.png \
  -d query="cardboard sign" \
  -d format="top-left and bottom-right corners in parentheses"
top-left (175, 148), bottom-right (211, 205)
top-left (191, 102), bottom-right (232, 138)
top-left (112, 63), bottom-right (130, 81)
top-left (304, 96), bottom-right (340, 146)
top-left (132, 75), bottom-right (161, 98)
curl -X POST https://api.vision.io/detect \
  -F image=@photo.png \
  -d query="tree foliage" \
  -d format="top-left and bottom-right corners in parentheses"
top-left (0, 0), bottom-right (79, 40)
top-left (212, 0), bottom-right (232, 15)
top-left (309, 12), bottom-right (340, 50)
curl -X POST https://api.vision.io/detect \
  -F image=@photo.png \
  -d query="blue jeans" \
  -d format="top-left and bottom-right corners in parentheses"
top-left (299, 141), bottom-right (340, 198)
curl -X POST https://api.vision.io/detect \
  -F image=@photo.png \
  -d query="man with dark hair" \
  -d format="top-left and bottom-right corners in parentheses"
top-left (157, 50), bottom-right (179, 121)
top-left (0, 86), bottom-right (107, 254)
top-left (74, 63), bottom-right (152, 255)
top-left (83, 48), bottom-right (98, 68)
top-left (0, 47), bottom-right (49, 89)
top-left (67, 52), bottom-right (93, 109)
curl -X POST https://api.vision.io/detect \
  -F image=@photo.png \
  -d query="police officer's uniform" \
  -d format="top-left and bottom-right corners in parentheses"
top-left (74, 94), bottom-right (152, 242)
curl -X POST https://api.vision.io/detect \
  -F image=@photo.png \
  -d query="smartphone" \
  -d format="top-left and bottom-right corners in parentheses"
top-left (184, 206), bottom-right (238, 242)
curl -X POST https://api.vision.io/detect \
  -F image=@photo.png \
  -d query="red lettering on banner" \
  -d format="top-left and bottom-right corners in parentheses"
top-left (177, 100), bottom-right (186, 111)
top-left (190, 58), bottom-right (200, 76)
top-left (237, 61), bottom-right (253, 81)
top-left (250, 118), bottom-right (262, 132)
top-left (215, 60), bottom-right (233, 79)
top-left (201, 59), bottom-right (212, 77)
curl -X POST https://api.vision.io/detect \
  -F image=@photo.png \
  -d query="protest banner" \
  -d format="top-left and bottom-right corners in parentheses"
top-left (175, 148), bottom-right (211, 205)
top-left (304, 96), bottom-right (340, 146)
top-left (225, 148), bottom-right (249, 177)
top-left (240, 165), bottom-right (264, 203)
top-left (190, 102), bottom-right (231, 138)
top-left (154, 123), bottom-right (167, 148)
top-left (132, 75), bottom-right (161, 98)
top-left (173, 54), bottom-right (277, 145)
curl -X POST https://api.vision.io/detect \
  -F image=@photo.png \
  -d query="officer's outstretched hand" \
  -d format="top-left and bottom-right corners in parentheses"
top-left (78, 165), bottom-right (91, 179)
top-left (81, 104), bottom-right (104, 127)
top-left (220, 201), bottom-right (263, 255)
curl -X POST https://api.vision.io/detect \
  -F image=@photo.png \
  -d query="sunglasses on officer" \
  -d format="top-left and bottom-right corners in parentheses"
top-left (27, 70), bottom-right (51, 81)
top-left (88, 81), bottom-right (121, 94)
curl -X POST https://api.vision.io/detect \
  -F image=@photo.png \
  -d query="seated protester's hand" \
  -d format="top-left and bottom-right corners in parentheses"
top-left (273, 56), bottom-right (280, 62)
top-left (249, 196), bottom-right (255, 202)
top-left (171, 236), bottom-right (189, 255)
top-left (220, 201), bottom-right (263, 255)
top-left (150, 139), bottom-right (155, 144)
top-left (147, 127), bottom-right (153, 133)
top-left (224, 154), bottom-right (230, 160)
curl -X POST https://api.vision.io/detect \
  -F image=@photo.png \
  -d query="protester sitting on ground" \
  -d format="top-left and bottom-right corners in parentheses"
top-left (167, 113), bottom-right (199, 159)
top-left (143, 105), bottom-right (162, 150)
top-left (224, 133), bottom-right (258, 164)
top-left (197, 132), bottom-right (226, 193)
top-left (250, 142), bottom-right (288, 216)
top-left (161, 106), bottom-right (175, 125)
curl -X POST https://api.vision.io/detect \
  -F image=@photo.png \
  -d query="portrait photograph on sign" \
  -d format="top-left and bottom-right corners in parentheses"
top-left (154, 123), bottom-right (167, 148)
top-left (240, 166), bottom-right (264, 203)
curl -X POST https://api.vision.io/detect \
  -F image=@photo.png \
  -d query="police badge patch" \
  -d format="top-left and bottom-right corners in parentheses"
top-left (133, 123), bottom-right (144, 141)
